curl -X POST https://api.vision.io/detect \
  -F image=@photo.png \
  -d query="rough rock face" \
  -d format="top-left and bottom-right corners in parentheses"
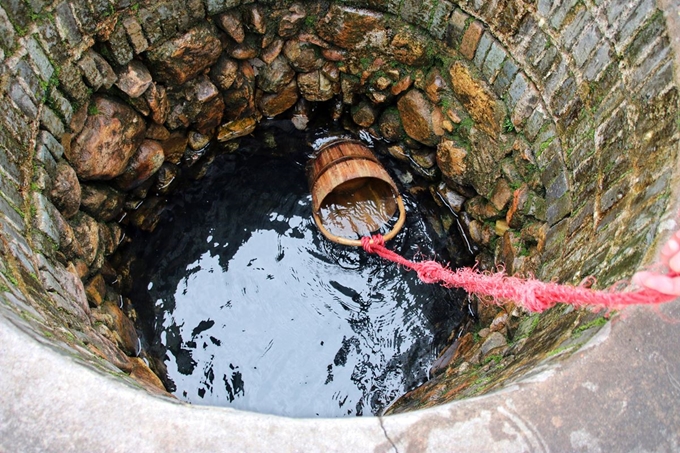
top-left (67, 96), bottom-right (146, 180)
top-left (297, 70), bottom-right (335, 101)
top-left (80, 183), bottom-right (125, 222)
top-left (317, 5), bottom-right (385, 49)
top-left (397, 89), bottom-right (443, 147)
top-left (257, 56), bottom-right (295, 94)
top-left (437, 139), bottom-right (468, 187)
top-left (49, 161), bottom-right (81, 218)
top-left (209, 55), bottom-right (239, 91)
top-left (69, 212), bottom-right (100, 267)
top-left (115, 60), bottom-right (153, 98)
top-left (391, 29), bottom-right (430, 66)
top-left (283, 39), bottom-right (325, 72)
top-left (145, 22), bottom-right (223, 85)
top-left (449, 62), bottom-right (505, 137)
top-left (258, 79), bottom-right (299, 117)
top-left (115, 140), bottom-right (165, 191)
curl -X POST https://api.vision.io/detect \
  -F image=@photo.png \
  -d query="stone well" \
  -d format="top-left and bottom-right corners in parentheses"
top-left (1, 0), bottom-right (679, 451)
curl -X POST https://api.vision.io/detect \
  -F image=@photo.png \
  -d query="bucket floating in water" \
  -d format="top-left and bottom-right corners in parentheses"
top-left (307, 139), bottom-right (406, 246)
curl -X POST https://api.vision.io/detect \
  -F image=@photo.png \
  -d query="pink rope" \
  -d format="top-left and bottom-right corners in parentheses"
top-left (361, 235), bottom-right (677, 313)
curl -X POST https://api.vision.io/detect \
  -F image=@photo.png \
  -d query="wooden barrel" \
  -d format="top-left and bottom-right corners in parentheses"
top-left (307, 139), bottom-right (406, 246)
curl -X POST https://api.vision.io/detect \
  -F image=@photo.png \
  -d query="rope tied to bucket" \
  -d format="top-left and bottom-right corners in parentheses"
top-left (360, 234), bottom-right (677, 312)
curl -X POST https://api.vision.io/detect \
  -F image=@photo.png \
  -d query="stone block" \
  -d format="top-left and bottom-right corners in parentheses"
top-left (549, 0), bottom-right (579, 30)
top-left (473, 32), bottom-right (492, 70)
top-left (542, 218), bottom-right (569, 263)
top-left (155, 2), bottom-right (179, 38)
top-left (625, 11), bottom-right (666, 66)
top-left (2, 0), bottom-right (31, 34)
top-left (606, 0), bottom-right (634, 24)
top-left (0, 193), bottom-right (25, 232)
top-left (35, 141), bottom-right (58, 176)
top-left (401, 0), bottom-right (435, 29)
top-left (572, 24), bottom-right (601, 68)
top-left (545, 170), bottom-right (569, 204)
top-left (447, 8), bottom-right (469, 48)
top-left (0, 99), bottom-right (32, 147)
top-left (560, 6), bottom-right (588, 50)
top-left (26, 36), bottom-right (54, 82)
top-left (546, 193), bottom-right (572, 226)
top-left (40, 105), bottom-right (65, 138)
top-left (542, 58), bottom-right (568, 100)
top-left (78, 49), bottom-right (118, 90)
top-left (106, 21), bottom-right (134, 66)
top-left (69, 0), bottom-right (97, 34)
top-left (36, 253), bottom-right (90, 321)
top-left (614, 0), bottom-right (656, 51)
top-left (32, 192), bottom-right (61, 243)
top-left (568, 200), bottom-right (594, 237)
top-left (583, 43), bottom-right (612, 81)
top-left (0, 217), bottom-right (35, 274)
top-left (492, 58), bottom-right (518, 98)
top-left (524, 29), bottom-right (549, 65)
top-left (460, 21), bottom-right (484, 60)
top-left (47, 87), bottom-right (74, 124)
top-left (537, 0), bottom-right (554, 17)
top-left (15, 59), bottom-right (42, 105)
top-left (0, 144), bottom-right (21, 183)
top-left (506, 71), bottom-right (528, 111)
top-left (54, 1), bottom-right (82, 46)
top-left (598, 178), bottom-right (630, 214)
top-left (511, 85), bottom-right (539, 129)
top-left (36, 15), bottom-right (69, 62)
top-left (429, 1), bottom-right (454, 40)
top-left (637, 60), bottom-right (674, 102)
top-left (549, 75), bottom-right (577, 116)
top-left (187, 0), bottom-right (206, 22)
top-left (534, 45), bottom-right (558, 76)
top-left (0, 5), bottom-right (18, 52)
top-left (38, 130), bottom-right (64, 160)
top-left (122, 16), bottom-right (149, 54)
top-left (137, 6), bottom-right (163, 45)
top-left (630, 39), bottom-right (671, 88)
top-left (56, 61), bottom-right (90, 104)
top-left (204, 0), bottom-right (241, 16)
top-left (9, 80), bottom-right (38, 119)
top-left (524, 104), bottom-right (548, 143)
top-left (0, 168), bottom-right (21, 209)
top-left (482, 40), bottom-right (506, 82)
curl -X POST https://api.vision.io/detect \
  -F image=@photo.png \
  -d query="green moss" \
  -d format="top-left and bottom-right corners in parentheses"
top-left (538, 136), bottom-right (554, 155)
top-left (0, 283), bottom-right (9, 292)
top-left (2, 270), bottom-right (19, 287)
top-left (88, 103), bottom-right (99, 115)
top-left (572, 316), bottom-right (607, 335)
top-left (459, 117), bottom-right (474, 133)
top-left (503, 117), bottom-right (516, 133)
top-left (482, 354), bottom-right (503, 366)
top-left (304, 14), bottom-right (316, 29)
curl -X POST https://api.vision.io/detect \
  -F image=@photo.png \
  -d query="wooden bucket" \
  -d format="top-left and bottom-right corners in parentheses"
top-left (307, 139), bottom-right (406, 246)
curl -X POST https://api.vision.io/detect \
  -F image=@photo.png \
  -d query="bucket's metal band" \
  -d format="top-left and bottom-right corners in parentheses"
top-left (312, 195), bottom-right (407, 247)
top-left (310, 155), bottom-right (381, 188)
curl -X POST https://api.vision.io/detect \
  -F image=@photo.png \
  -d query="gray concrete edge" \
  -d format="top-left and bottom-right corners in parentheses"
top-left (2, 294), bottom-right (679, 452)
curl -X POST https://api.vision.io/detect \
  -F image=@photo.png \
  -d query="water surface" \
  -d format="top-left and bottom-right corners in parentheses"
top-left (128, 126), bottom-right (467, 417)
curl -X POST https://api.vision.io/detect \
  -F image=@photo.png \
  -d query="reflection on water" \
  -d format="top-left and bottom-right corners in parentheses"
top-left (126, 126), bottom-right (467, 417)
top-left (319, 178), bottom-right (398, 239)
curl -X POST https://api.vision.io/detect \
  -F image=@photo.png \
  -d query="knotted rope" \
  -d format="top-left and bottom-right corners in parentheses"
top-left (361, 235), bottom-right (677, 313)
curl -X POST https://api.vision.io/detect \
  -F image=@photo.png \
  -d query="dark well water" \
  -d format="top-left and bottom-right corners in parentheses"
top-left (126, 123), bottom-right (470, 417)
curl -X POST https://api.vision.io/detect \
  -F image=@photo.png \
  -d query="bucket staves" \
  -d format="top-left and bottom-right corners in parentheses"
top-left (307, 139), bottom-right (406, 247)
